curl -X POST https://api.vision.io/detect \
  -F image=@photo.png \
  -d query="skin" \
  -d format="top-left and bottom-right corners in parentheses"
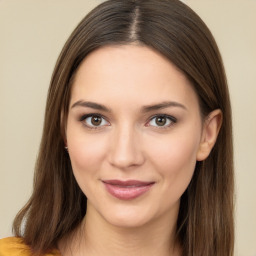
top-left (61, 44), bottom-right (222, 256)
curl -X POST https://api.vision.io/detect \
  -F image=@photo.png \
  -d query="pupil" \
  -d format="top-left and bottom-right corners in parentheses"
top-left (92, 116), bottom-right (102, 126)
top-left (156, 117), bottom-right (166, 126)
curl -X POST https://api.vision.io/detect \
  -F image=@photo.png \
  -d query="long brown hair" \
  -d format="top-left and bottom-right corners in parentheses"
top-left (13, 0), bottom-right (234, 255)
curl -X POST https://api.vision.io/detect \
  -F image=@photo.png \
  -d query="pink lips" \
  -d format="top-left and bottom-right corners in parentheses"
top-left (102, 180), bottom-right (155, 200)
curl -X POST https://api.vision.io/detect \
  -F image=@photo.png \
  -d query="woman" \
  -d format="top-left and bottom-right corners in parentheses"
top-left (0, 0), bottom-right (234, 255)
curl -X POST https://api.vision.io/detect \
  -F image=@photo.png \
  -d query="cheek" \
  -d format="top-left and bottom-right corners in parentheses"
top-left (67, 134), bottom-right (110, 201)
top-left (67, 128), bottom-right (108, 185)
top-left (147, 131), bottom-right (201, 192)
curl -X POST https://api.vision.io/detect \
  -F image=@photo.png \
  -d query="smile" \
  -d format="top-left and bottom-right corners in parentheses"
top-left (102, 180), bottom-right (155, 200)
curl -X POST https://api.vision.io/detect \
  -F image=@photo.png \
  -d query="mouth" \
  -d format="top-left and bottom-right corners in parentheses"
top-left (102, 179), bottom-right (155, 200)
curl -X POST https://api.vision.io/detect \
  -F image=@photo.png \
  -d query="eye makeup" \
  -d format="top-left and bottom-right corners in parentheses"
top-left (78, 112), bottom-right (177, 131)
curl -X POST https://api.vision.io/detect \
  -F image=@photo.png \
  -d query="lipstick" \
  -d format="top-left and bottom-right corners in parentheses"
top-left (102, 180), bottom-right (155, 200)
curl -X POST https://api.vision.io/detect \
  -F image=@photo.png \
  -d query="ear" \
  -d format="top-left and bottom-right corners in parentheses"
top-left (196, 109), bottom-right (222, 161)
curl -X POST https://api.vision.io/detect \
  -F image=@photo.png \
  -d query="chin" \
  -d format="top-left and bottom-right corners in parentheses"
top-left (104, 212), bottom-right (152, 229)
top-left (98, 201), bottom-right (164, 230)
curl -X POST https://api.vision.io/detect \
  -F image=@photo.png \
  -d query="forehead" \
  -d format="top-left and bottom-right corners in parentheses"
top-left (70, 44), bottom-right (199, 110)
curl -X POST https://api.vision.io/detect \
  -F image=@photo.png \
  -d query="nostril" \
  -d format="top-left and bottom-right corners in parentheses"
top-left (108, 144), bottom-right (145, 169)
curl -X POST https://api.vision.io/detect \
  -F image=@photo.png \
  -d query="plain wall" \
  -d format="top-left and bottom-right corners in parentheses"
top-left (0, 1), bottom-right (255, 255)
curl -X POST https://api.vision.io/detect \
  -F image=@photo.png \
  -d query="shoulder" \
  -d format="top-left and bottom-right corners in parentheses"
top-left (0, 237), bottom-right (61, 256)
top-left (0, 237), bottom-right (30, 256)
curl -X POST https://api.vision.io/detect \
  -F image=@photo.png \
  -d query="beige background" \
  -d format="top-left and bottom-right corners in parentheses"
top-left (0, 1), bottom-right (255, 255)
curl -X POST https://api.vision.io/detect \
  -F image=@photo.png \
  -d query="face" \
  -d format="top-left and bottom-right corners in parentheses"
top-left (66, 45), bottom-right (204, 228)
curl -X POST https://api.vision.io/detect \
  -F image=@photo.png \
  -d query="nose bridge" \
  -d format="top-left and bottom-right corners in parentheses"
top-left (109, 122), bottom-right (144, 168)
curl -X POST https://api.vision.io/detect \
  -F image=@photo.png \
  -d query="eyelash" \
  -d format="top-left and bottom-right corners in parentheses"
top-left (79, 113), bottom-right (110, 129)
top-left (146, 114), bottom-right (177, 128)
top-left (79, 113), bottom-right (177, 130)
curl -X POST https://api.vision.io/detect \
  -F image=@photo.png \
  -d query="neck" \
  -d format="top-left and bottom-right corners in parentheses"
top-left (61, 203), bottom-right (181, 256)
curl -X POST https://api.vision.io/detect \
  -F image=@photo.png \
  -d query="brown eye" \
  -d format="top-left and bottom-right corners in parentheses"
top-left (155, 116), bottom-right (167, 126)
top-left (91, 115), bottom-right (102, 126)
top-left (148, 115), bottom-right (176, 128)
top-left (81, 114), bottom-right (109, 128)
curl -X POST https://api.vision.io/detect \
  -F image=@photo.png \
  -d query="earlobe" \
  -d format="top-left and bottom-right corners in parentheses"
top-left (196, 109), bottom-right (222, 161)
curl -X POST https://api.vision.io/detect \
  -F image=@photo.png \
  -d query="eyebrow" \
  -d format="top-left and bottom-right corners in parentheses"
top-left (71, 100), bottom-right (187, 112)
top-left (141, 101), bottom-right (187, 112)
top-left (71, 100), bottom-right (111, 112)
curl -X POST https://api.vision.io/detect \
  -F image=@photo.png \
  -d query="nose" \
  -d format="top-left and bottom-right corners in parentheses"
top-left (108, 125), bottom-right (145, 169)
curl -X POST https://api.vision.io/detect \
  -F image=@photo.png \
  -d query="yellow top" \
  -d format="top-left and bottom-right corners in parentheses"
top-left (0, 237), bottom-right (61, 256)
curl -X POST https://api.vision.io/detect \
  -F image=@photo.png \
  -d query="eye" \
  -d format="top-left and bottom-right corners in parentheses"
top-left (80, 114), bottom-right (109, 128)
top-left (147, 115), bottom-right (176, 128)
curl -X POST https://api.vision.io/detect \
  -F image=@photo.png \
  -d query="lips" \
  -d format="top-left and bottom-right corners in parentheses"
top-left (102, 180), bottom-right (155, 200)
